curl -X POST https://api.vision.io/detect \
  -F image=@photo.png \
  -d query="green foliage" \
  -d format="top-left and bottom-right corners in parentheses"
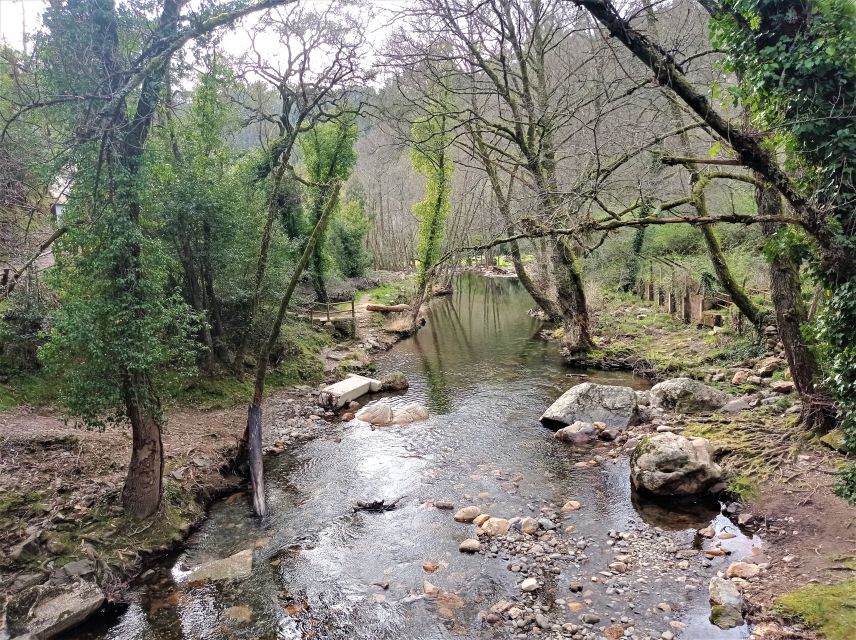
top-left (411, 102), bottom-right (453, 289)
top-left (813, 282), bottom-right (856, 454)
top-left (834, 463), bottom-right (856, 504)
top-left (329, 199), bottom-right (371, 277)
top-left (711, 0), bottom-right (856, 459)
top-left (645, 223), bottom-right (704, 256)
top-left (298, 114), bottom-right (360, 299)
top-left (0, 284), bottom-right (54, 371)
top-left (39, 183), bottom-right (201, 430)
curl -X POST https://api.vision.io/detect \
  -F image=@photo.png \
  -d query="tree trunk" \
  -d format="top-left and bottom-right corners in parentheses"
top-left (699, 222), bottom-right (764, 332)
top-left (121, 374), bottom-right (164, 518)
top-left (509, 238), bottom-right (563, 322)
top-left (240, 183), bottom-right (342, 517)
top-left (552, 237), bottom-right (594, 355)
top-left (756, 180), bottom-right (835, 432)
top-left (620, 225), bottom-right (646, 293)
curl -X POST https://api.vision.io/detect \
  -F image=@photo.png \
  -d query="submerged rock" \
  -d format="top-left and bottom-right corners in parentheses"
top-left (540, 383), bottom-right (638, 429)
top-left (6, 579), bottom-right (105, 638)
top-left (630, 433), bottom-right (723, 496)
top-left (391, 403), bottom-right (429, 424)
top-left (650, 378), bottom-right (731, 413)
top-left (355, 404), bottom-right (394, 425)
top-left (184, 548), bottom-right (253, 582)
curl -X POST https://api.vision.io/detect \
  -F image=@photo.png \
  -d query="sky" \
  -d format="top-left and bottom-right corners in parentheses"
top-left (0, 0), bottom-right (403, 57)
top-left (0, 0), bottom-right (44, 52)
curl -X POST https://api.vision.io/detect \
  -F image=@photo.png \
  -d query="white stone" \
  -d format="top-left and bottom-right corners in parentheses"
top-left (319, 374), bottom-right (382, 409)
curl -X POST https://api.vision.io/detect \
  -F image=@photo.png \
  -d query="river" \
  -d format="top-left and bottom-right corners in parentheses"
top-left (71, 273), bottom-right (756, 640)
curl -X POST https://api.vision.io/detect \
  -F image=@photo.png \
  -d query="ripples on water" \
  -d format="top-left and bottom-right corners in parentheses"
top-left (70, 273), bottom-right (755, 640)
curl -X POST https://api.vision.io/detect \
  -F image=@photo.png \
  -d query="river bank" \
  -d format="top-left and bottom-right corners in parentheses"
top-left (0, 275), bottom-right (418, 634)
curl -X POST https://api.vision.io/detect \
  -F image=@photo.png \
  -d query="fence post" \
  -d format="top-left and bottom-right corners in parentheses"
top-left (326, 302), bottom-right (331, 323)
top-left (351, 298), bottom-right (356, 337)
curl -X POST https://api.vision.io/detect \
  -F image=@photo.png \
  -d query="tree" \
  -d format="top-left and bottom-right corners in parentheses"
top-left (299, 115), bottom-right (359, 301)
top-left (409, 101), bottom-right (453, 325)
top-left (571, 0), bottom-right (847, 434)
top-left (243, 113), bottom-right (357, 517)
top-left (230, 1), bottom-right (368, 365)
top-left (8, 0), bottom-right (297, 518)
top-left (329, 198), bottom-right (372, 278)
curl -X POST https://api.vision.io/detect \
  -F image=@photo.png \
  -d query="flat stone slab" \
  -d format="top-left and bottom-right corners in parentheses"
top-left (319, 374), bottom-right (382, 409)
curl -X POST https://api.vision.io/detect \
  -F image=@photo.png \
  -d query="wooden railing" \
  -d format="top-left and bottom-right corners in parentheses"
top-left (295, 298), bottom-right (357, 335)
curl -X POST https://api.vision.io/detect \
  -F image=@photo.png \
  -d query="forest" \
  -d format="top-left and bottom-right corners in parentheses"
top-left (0, 1), bottom-right (854, 639)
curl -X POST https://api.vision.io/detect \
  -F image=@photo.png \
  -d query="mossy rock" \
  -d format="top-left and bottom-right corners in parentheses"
top-left (710, 604), bottom-right (744, 629)
top-left (820, 429), bottom-right (847, 453)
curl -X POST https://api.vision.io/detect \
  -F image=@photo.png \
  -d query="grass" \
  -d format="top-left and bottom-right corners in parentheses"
top-left (166, 320), bottom-right (330, 410)
top-left (0, 320), bottom-right (330, 413)
top-left (775, 579), bottom-right (856, 640)
top-left (359, 277), bottom-right (414, 306)
top-left (0, 372), bottom-right (60, 410)
top-left (585, 292), bottom-right (759, 377)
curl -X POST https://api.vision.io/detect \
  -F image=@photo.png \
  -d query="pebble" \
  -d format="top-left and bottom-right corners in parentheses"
top-left (519, 577), bottom-right (539, 592)
top-left (459, 539), bottom-right (481, 553)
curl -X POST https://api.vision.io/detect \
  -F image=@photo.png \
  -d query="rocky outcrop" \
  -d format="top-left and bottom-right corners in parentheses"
top-left (649, 378), bottom-right (731, 413)
top-left (540, 383), bottom-right (638, 430)
top-left (5, 579), bottom-right (105, 639)
top-left (630, 433), bottom-right (723, 496)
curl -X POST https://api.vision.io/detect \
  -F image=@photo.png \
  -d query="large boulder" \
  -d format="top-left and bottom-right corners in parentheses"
top-left (6, 579), bottom-right (105, 639)
top-left (540, 383), bottom-right (638, 430)
top-left (650, 378), bottom-right (731, 413)
top-left (631, 433), bottom-right (723, 496)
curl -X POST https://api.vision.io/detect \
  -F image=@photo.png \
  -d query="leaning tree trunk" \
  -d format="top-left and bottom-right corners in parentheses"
top-left (698, 222), bottom-right (765, 333)
top-left (756, 179), bottom-right (835, 432)
top-left (120, 373), bottom-right (164, 518)
top-left (240, 183), bottom-right (342, 517)
top-left (509, 238), bottom-right (563, 322)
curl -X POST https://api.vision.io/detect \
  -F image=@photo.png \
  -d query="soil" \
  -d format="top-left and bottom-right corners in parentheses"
top-left (0, 281), bottom-right (414, 600)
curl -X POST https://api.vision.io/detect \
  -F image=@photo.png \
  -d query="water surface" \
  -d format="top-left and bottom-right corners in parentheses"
top-left (71, 273), bottom-right (755, 640)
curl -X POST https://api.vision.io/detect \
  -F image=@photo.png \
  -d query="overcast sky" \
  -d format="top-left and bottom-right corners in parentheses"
top-left (0, 0), bottom-right (402, 58)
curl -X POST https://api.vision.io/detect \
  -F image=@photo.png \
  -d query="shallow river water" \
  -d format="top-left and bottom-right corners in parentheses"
top-left (71, 274), bottom-right (757, 640)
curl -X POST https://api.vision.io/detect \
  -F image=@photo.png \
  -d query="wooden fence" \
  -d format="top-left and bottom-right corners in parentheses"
top-left (636, 257), bottom-right (769, 333)
top-left (295, 298), bottom-right (357, 336)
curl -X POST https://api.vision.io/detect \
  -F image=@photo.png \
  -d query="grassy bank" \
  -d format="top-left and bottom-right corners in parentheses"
top-left (584, 291), bottom-right (763, 378)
